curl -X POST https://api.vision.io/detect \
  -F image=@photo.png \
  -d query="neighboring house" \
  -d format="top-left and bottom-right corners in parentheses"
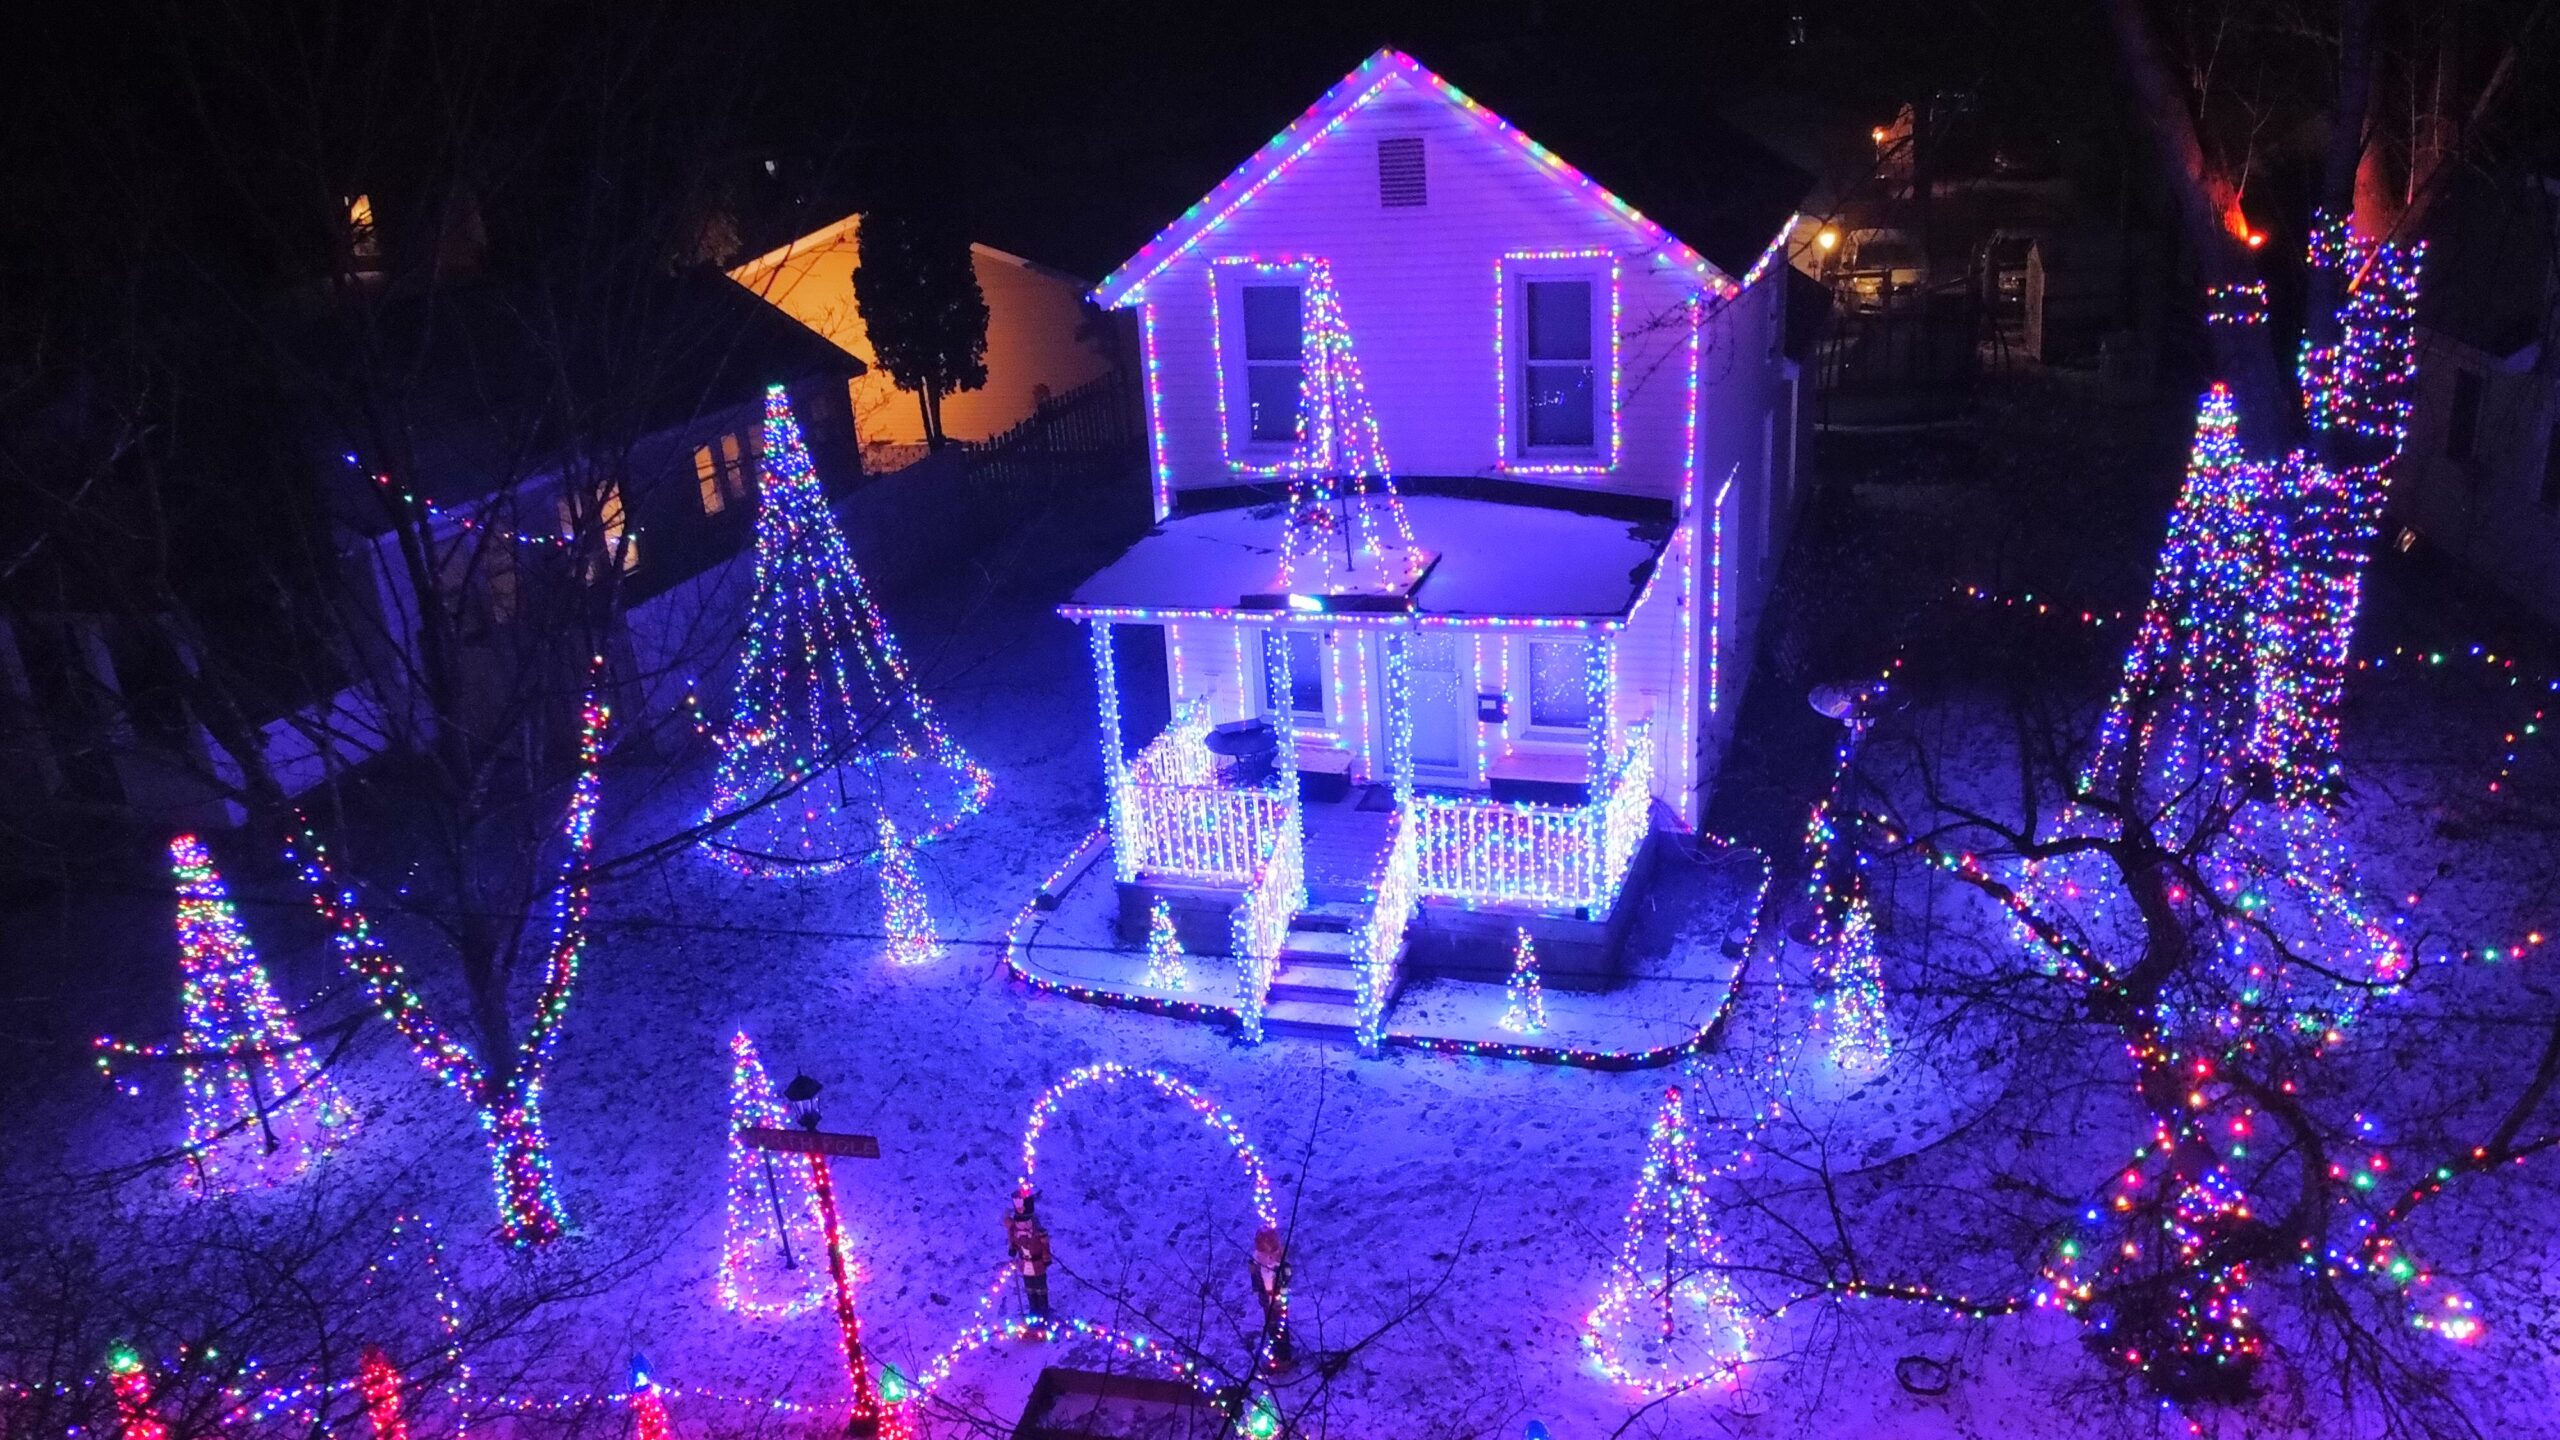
top-left (324, 271), bottom-right (866, 754)
top-left (0, 270), bottom-right (866, 831)
top-left (728, 213), bottom-right (1117, 464)
top-left (2392, 175), bottom-right (2560, 623)
top-left (1050, 48), bottom-right (1809, 1045)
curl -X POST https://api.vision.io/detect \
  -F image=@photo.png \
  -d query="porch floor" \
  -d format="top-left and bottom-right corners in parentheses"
top-left (1301, 789), bottom-right (1397, 903)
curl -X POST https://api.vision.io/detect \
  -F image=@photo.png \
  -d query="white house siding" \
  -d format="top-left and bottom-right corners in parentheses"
top-left (1135, 77), bottom-right (1709, 503)
top-left (2393, 332), bottom-right (2560, 623)
top-left (1613, 534), bottom-right (1691, 822)
top-left (1689, 274), bottom-right (1794, 798)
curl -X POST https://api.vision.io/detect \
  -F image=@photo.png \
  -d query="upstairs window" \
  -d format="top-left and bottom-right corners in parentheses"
top-left (695, 431), bottom-right (755, 514)
top-left (1241, 284), bottom-right (1304, 444)
top-left (1521, 279), bottom-right (1596, 450)
top-left (1377, 136), bottom-right (1427, 207)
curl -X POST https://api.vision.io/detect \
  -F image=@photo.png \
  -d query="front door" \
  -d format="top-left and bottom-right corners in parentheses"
top-left (1406, 631), bottom-right (1467, 782)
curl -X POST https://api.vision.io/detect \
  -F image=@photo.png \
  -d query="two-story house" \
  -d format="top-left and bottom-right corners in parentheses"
top-left (1031, 50), bottom-right (1809, 1049)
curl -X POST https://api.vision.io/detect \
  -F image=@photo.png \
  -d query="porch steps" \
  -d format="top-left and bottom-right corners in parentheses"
top-left (1258, 913), bottom-right (1407, 1041)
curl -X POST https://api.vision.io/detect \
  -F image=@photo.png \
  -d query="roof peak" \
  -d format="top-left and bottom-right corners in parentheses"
top-left (1091, 47), bottom-right (1771, 311)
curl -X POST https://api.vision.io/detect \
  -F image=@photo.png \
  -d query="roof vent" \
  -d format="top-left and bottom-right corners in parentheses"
top-left (1377, 137), bottom-right (1427, 208)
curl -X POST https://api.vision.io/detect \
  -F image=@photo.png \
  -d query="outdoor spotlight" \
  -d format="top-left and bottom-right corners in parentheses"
top-left (1816, 228), bottom-right (1840, 252)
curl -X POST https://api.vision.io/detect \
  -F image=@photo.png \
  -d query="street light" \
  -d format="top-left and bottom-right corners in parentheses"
top-left (785, 1072), bottom-right (824, 1132)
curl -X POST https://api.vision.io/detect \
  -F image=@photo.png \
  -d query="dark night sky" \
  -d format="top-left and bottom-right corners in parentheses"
top-left (0, 0), bottom-right (2121, 334)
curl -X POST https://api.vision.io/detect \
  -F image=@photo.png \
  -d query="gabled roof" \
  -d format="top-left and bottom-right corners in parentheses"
top-left (1091, 47), bottom-right (1806, 311)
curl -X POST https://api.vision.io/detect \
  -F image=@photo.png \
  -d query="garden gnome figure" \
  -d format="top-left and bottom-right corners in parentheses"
top-left (1251, 1226), bottom-right (1293, 1368)
top-left (1006, 1187), bottom-right (1053, 1318)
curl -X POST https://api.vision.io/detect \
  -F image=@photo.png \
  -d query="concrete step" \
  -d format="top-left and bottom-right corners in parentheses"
top-left (1268, 962), bottom-right (1362, 1006)
top-left (1279, 927), bottom-right (1355, 959)
top-left (1261, 998), bottom-right (1359, 1042)
top-left (1295, 901), bottom-right (1366, 931)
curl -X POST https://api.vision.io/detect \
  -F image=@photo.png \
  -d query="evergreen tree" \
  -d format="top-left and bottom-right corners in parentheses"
top-left (703, 386), bottom-right (991, 876)
top-left (852, 208), bottom-right (988, 450)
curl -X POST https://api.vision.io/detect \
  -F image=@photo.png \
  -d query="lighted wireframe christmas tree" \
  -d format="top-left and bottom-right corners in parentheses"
top-left (1825, 900), bottom-right (1889, 1074)
top-left (94, 835), bottom-right (357, 1194)
top-left (358, 1347), bottom-right (409, 1440)
top-left (1140, 898), bottom-right (1187, 991)
top-left (1498, 927), bottom-right (1545, 1034)
top-left (1583, 1086), bottom-right (1751, 1393)
top-left (718, 1031), bottom-right (829, 1317)
top-left (1277, 260), bottom-right (1419, 593)
top-left (878, 818), bottom-right (944, 966)
top-left (703, 385), bottom-right (993, 876)
top-left (628, 1356), bottom-right (674, 1440)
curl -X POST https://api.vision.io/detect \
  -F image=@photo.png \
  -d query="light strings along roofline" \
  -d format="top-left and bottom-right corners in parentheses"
top-left (1092, 48), bottom-right (1756, 311)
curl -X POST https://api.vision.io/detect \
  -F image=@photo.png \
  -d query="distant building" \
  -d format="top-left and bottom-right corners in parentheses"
top-left (2392, 175), bottom-right (2560, 622)
top-left (729, 214), bottom-right (1117, 464)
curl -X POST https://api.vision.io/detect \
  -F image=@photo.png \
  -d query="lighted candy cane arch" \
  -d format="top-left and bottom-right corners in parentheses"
top-left (911, 1063), bottom-right (1286, 1405)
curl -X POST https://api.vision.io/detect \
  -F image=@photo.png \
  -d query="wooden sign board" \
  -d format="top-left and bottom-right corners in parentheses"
top-left (741, 1126), bottom-right (880, 1159)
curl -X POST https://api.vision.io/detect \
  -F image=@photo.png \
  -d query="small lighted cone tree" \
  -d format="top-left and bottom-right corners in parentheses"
top-left (1498, 927), bottom-right (1546, 1034)
top-left (719, 1032), bottom-right (830, 1317)
top-left (288, 692), bottom-right (610, 1245)
top-left (703, 385), bottom-right (993, 876)
top-left (878, 818), bottom-right (944, 967)
top-left (105, 1344), bottom-right (168, 1440)
top-left (1583, 1086), bottom-right (1751, 1393)
top-left (1276, 259), bottom-right (1418, 593)
top-left (1823, 900), bottom-right (1890, 1074)
top-left (1140, 898), bottom-right (1188, 991)
top-left (359, 1347), bottom-right (409, 1440)
top-left (95, 835), bottom-right (358, 1194)
top-left (628, 1356), bottom-right (674, 1440)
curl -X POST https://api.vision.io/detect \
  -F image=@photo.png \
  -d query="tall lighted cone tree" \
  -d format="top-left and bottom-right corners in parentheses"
top-left (702, 386), bottom-right (992, 876)
top-left (288, 692), bottom-right (610, 1245)
top-left (1583, 1086), bottom-right (1751, 1393)
top-left (95, 835), bottom-right (358, 1193)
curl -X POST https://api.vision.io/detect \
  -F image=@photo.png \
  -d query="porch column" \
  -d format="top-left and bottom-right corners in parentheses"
top-left (1261, 622), bottom-right (1297, 797)
top-left (1584, 629), bottom-right (1614, 787)
top-left (1090, 619), bottom-right (1133, 880)
top-left (1382, 624), bottom-right (1414, 806)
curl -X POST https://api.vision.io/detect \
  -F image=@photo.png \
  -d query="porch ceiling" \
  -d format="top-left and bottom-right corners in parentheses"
top-left (1060, 496), bottom-right (1673, 625)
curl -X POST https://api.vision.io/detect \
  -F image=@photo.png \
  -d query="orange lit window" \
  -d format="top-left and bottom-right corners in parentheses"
top-left (695, 445), bottom-right (724, 513)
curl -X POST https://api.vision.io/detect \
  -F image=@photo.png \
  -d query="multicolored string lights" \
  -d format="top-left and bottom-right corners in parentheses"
top-left (95, 835), bottom-right (358, 1193)
top-left (1583, 1085), bottom-right (1751, 1393)
top-left (701, 385), bottom-right (992, 877)
top-left (288, 688), bottom-right (611, 1245)
top-left (1498, 926), bottom-right (1547, 1034)
top-left (718, 1031), bottom-right (831, 1318)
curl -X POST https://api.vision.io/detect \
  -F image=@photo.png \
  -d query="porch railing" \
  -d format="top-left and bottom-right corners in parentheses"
top-left (1409, 722), bottom-right (1652, 913)
top-left (1111, 702), bottom-right (1290, 884)
top-left (1232, 807), bottom-right (1306, 1044)
top-left (1353, 809), bottom-right (1419, 1053)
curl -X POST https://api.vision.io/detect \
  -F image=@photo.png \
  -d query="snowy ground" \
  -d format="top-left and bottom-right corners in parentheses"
top-left (20, 379), bottom-right (2560, 1438)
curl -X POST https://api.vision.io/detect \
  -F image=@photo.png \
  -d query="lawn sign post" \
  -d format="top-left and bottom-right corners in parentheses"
top-left (744, 1074), bottom-right (887, 1435)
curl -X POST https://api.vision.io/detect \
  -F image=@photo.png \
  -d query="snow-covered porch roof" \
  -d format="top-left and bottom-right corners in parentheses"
top-left (1058, 496), bottom-right (1674, 629)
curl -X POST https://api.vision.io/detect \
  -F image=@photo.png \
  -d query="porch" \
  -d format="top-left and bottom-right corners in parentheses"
top-left (1059, 493), bottom-right (1688, 1049)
